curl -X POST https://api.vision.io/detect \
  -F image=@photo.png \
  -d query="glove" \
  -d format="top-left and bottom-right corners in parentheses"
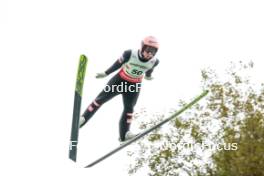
top-left (96, 72), bottom-right (107, 79)
top-left (144, 76), bottom-right (154, 80)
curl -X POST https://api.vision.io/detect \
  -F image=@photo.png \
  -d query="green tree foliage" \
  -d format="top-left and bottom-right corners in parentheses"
top-left (128, 61), bottom-right (264, 176)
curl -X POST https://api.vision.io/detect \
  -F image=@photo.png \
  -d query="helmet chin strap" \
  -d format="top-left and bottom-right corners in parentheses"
top-left (139, 49), bottom-right (145, 58)
top-left (139, 50), bottom-right (144, 58)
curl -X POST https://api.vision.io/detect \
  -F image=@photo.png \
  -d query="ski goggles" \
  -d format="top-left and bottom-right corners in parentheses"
top-left (143, 46), bottom-right (158, 55)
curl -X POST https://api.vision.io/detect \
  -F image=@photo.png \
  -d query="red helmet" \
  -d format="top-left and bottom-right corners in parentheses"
top-left (141, 36), bottom-right (159, 50)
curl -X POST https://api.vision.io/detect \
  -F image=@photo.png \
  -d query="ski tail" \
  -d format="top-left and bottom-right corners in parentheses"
top-left (69, 55), bottom-right (88, 162)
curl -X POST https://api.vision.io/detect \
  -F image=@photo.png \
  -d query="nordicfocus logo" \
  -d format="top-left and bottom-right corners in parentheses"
top-left (162, 142), bottom-right (238, 152)
top-left (104, 82), bottom-right (141, 93)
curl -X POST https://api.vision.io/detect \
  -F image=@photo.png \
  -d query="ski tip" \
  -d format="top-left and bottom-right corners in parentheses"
top-left (80, 54), bottom-right (87, 60)
top-left (199, 90), bottom-right (209, 99)
top-left (203, 90), bottom-right (209, 94)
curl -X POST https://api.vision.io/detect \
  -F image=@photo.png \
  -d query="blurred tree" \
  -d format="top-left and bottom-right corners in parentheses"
top-left (128, 61), bottom-right (264, 176)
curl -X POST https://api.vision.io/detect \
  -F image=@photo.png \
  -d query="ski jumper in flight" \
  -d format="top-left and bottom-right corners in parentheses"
top-left (80, 36), bottom-right (160, 141)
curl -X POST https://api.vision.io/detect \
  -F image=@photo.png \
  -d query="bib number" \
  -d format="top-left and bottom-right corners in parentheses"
top-left (131, 69), bottom-right (143, 76)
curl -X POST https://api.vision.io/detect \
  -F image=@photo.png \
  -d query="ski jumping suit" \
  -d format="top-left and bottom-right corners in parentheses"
top-left (82, 49), bottom-right (159, 141)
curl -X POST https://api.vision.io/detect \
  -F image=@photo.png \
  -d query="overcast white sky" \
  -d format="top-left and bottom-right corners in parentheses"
top-left (1, 0), bottom-right (264, 175)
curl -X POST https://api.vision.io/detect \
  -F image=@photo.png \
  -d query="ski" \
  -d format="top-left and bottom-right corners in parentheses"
top-left (69, 55), bottom-right (88, 162)
top-left (84, 90), bottom-right (209, 168)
